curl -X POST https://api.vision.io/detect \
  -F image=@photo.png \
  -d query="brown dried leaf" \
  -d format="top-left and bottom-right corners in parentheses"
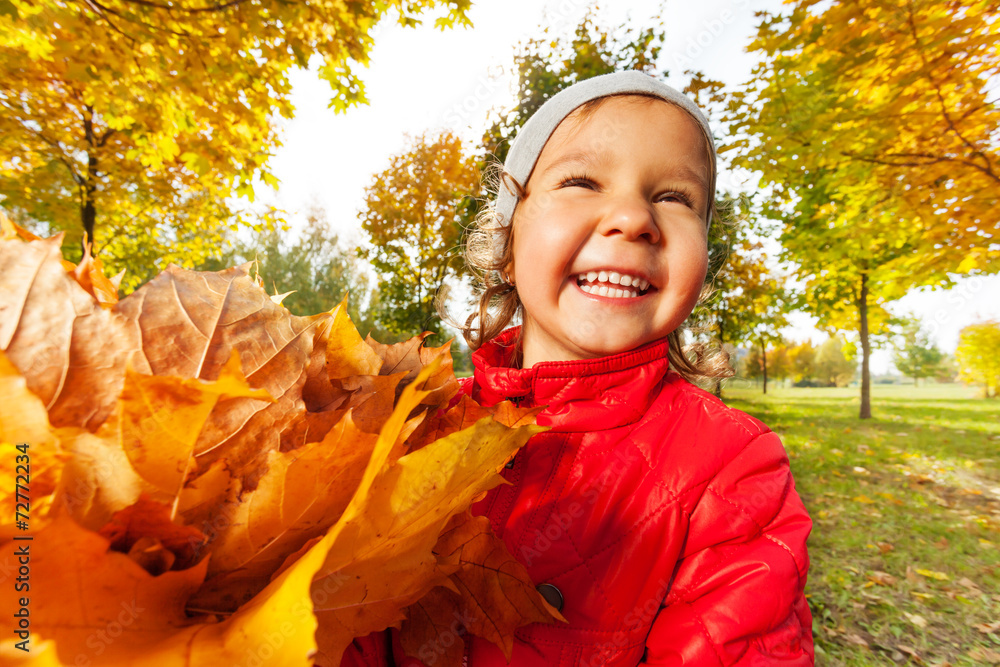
top-left (366, 332), bottom-right (459, 407)
top-left (406, 394), bottom-right (543, 458)
top-left (402, 512), bottom-right (566, 663)
top-left (968, 647), bottom-right (1000, 664)
top-left (308, 363), bottom-right (547, 665)
top-left (53, 420), bottom-right (148, 530)
top-left (867, 571), bottom-right (897, 587)
top-left (189, 412), bottom-right (379, 613)
top-left (0, 236), bottom-right (140, 431)
top-left (98, 494), bottom-right (207, 572)
top-left (121, 349), bottom-right (274, 499)
top-left (115, 263), bottom-right (326, 489)
top-left (69, 238), bottom-right (122, 309)
top-left (844, 633), bottom-right (869, 647)
top-left (0, 232), bottom-right (556, 666)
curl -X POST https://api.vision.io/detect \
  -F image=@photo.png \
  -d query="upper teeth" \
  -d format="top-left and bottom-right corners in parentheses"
top-left (578, 271), bottom-right (649, 291)
top-left (576, 271), bottom-right (650, 298)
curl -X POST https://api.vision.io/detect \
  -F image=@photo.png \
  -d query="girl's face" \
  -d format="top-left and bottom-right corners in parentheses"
top-left (509, 95), bottom-right (711, 368)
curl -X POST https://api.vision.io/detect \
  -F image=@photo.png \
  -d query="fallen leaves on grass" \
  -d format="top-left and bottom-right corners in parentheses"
top-left (866, 571), bottom-right (897, 587)
top-left (968, 647), bottom-right (1000, 664)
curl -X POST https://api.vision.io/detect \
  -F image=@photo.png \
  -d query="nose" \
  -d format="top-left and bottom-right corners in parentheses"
top-left (597, 195), bottom-right (660, 244)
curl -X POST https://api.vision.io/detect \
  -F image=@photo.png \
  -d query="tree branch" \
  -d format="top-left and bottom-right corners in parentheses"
top-left (117, 0), bottom-right (251, 13)
top-left (903, 0), bottom-right (997, 182)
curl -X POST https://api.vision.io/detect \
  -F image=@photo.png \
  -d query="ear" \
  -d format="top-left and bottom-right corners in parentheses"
top-left (502, 261), bottom-right (515, 286)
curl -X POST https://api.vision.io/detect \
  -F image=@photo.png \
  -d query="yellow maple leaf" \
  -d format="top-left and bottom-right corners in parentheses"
top-left (119, 349), bottom-right (273, 501)
top-left (307, 361), bottom-right (547, 664)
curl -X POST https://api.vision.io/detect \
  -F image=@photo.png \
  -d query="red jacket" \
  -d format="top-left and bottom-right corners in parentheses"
top-left (342, 328), bottom-right (814, 666)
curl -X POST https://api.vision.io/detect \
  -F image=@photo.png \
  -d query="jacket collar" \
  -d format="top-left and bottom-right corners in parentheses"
top-left (470, 326), bottom-right (673, 431)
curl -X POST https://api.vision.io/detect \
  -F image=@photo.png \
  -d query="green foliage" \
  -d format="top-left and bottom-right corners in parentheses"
top-left (0, 0), bottom-right (471, 287)
top-left (695, 196), bottom-right (790, 347)
top-left (727, 0), bottom-right (1000, 416)
top-left (198, 207), bottom-right (388, 341)
top-left (815, 336), bottom-right (857, 388)
top-left (955, 320), bottom-right (1000, 398)
top-left (358, 130), bottom-right (480, 344)
top-left (480, 8), bottom-right (668, 170)
top-left (892, 318), bottom-right (945, 386)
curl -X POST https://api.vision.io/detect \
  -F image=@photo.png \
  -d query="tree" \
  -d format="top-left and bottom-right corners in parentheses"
top-left (694, 203), bottom-right (791, 396)
top-left (933, 354), bottom-right (960, 384)
top-left (0, 0), bottom-right (471, 287)
top-left (768, 342), bottom-right (792, 386)
top-left (480, 8), bottom-right (668, 169)
top-left (786, 182), bottom-right (903, 409)
top-left (788, 341), bottom-right (817, 386)
top-left (730, 0), bottom-right (999, 273)
top-left (815, 336), bottom-right (856, 388)
top-left (728, 0), bottom-right (1000, 417)
top-left (199, 206), bottom-right (388, 340)
top-left (359, 130), bottom-right (480, 343)
top-left (892, 317), bottom-right (944, 385)
top-left (955, 320), bottom-right (1000, 398)
top-left (743, 337), bottom-right (792, 392)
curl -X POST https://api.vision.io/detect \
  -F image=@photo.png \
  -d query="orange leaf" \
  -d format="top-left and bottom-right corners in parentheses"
top-left (307, 362), bottom-right (546, 664)
top-left (68, 238), bottom-right (122, 309)
top-left (120, 349), bottom-right (274, 500)
top-left (402, 512), bottom-right (566, 663)
top-left (0, 236), bottom-right (139, 431)
top-left (326, 294), bottom-right (383, 379)
top-left (189, 412), bottom-right (379, 613)
top-left (98, 494), bottom-right (207, 573)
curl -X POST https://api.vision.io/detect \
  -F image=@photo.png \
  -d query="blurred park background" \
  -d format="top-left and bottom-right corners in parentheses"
top-left (1, 0), bottom-right (998, 664)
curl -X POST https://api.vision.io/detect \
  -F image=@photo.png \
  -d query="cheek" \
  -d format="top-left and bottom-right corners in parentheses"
top-left (670, 235), bottom-right (709, 295)
top-left (511, 208), bottom-right (580, 282)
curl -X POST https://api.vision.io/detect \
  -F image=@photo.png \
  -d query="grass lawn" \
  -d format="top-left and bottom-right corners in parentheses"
top-left (722, 382), bottom-right (1000, 666)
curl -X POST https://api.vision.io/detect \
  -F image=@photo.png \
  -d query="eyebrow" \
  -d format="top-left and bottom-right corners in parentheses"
top-left (539, 150), bottom-right (710, 191)
top-left (539, 149), bottom-right (611, 177)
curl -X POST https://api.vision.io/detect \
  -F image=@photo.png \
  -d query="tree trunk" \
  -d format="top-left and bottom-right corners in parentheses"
top-left (858, 272), bottom-right (872, 419)
top-left (82, 183), bottom-right (96, 255)
top-left (760, 338), bottom-right (769, 395)
top-left (82, 107), bottom-right (98, 257)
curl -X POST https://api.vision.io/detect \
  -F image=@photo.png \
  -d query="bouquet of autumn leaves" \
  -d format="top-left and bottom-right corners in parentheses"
top-left (0, 217), bottom-right (565, 666)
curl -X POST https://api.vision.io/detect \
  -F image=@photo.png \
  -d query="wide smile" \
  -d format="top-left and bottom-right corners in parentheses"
top-left (572, 270), bottom-right (655, 300)
top-left (570, 270), bottom-right (656, 302)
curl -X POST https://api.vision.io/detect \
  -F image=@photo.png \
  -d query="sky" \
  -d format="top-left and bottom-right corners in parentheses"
top-left (259, 0), bottom-right (999, 374)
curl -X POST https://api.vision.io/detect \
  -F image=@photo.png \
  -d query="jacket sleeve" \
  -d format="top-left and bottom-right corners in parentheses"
top-left (642, 430), bottom-right (814, 666)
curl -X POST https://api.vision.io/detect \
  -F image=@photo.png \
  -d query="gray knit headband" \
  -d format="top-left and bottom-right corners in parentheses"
top-left (494, 70), bottom-right (717, 261)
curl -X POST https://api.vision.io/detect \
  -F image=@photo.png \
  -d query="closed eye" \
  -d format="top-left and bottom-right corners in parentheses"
top-left (657, 190), bottom-right (695, 207)
top-left (557, 174), bottom-right (598, 190)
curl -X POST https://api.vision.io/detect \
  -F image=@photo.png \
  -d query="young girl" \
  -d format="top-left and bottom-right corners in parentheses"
top-left (344, 70), bottom-right (814, 667)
